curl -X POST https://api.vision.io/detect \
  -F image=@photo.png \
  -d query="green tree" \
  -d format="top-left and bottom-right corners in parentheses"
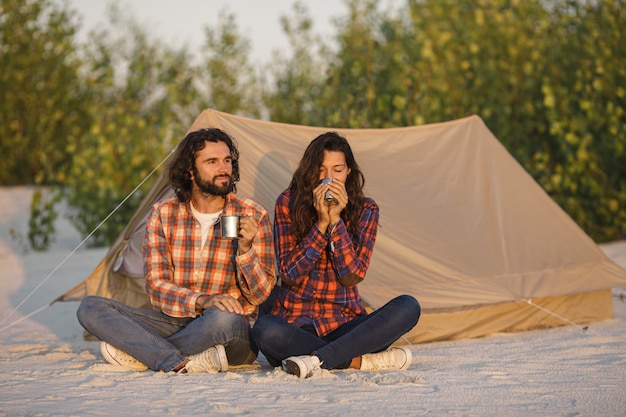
top-left (61, 4), bottom-right (203, 246)
top-left (0, 0), bottom-right (88, 185)
top-left (536, 0), bottom-right (626, 241)
top-left (317, 0), bottom-right (403, 128)
top-left (60, 5), bottom-right (261, 246)
top-left (263, 2), bottom-right (329, 125)
top-left (203, 10), bottom-right (261, 118)
top-left (265, 0), bottom-right (625, 241)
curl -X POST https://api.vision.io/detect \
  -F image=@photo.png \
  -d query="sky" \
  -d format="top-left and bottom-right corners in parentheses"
top-left (59, 0), bottom-right (350, 64)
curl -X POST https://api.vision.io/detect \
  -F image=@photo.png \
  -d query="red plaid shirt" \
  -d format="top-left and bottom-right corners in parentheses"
top-left (270, 189), bottom-right (379, 336)
top-left (143, 194), bottom-right (276, 320)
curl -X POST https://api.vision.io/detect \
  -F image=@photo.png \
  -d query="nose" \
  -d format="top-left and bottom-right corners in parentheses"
top-left (217, 160), bottom-right (231, 172)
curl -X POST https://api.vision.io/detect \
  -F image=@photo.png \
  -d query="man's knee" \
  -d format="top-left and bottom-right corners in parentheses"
top-left (76, 295), bottom-right (104, 327)
top-left (250, 314), bottom-right (286, 346)
top-left (204, 308), bottom-right (249, 334)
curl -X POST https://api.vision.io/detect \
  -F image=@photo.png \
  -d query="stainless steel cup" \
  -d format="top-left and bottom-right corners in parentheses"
top-left (320, 178), bottom-right (337, 205)
top-left (221, 215), bottom-right (240, 238)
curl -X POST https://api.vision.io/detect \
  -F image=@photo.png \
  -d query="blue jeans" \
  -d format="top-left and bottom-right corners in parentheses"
top-left (76, 296), bottom-right (256, 372)
top-left (251, 295), bottom-right (420, 369)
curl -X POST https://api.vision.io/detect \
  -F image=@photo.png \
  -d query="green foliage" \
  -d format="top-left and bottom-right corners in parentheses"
top-left (4, 0), bottom-right (624, 247)
top-left (265, 0), bottom-right (626, 242)
top-left (58, 4), bottom-right (260, 247)
top-left (0, 0), bottom-right (88, 185)
top-left (535, 0), bottom-right (626, 242)
top-left (317, 0), bottom-right (401, 128)
top-left (203, 10), bottom-right (262, 118)
top-left (263, 2), bottom-right (330, 125)
top-left (28, 187), bottom-right (60, 251)
top-left (60, 4), bottom-right (203, 246)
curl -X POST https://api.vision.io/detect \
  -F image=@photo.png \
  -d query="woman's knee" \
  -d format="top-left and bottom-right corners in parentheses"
top-left (251, 314), bottom-right (286, 346)
top-left (392, 294), bottom-right (421, 325)
top-left (400, 294), bottom-right (420, 314)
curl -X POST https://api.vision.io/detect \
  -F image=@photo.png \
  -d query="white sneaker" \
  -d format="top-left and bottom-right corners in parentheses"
top-left (282, 355), bottom-right (323, 379)
top-left (100, 342), bottom-right (149, 371)
top-left (360, 346), bottom-right (413, 371)
top-left (184, 344), bottom-right (228, 373)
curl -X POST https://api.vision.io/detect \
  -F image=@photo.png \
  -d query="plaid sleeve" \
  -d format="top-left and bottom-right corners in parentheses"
top-left (274, 190), bottom-right (328, 284)
top-left (235, 207), bottom-right (277, 305)
top-left (328, 198), bottom-right (379, 282)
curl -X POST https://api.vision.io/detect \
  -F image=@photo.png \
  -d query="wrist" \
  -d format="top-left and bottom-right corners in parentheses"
top-left (316, 221), bottom-right (330, 234)
top-left (195, 294), bottom-right (210, 311)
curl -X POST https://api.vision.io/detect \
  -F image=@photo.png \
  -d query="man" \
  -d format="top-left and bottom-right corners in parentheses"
top-left (77, 128), bottom-right (276, 373)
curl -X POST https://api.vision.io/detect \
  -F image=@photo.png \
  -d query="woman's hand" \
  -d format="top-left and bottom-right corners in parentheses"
top-left (326, 179), bottom-right (348, 225)
top-left (313, 179), bottom-right (348, 233)
top-left (313, 181), bottom-right (331, 231)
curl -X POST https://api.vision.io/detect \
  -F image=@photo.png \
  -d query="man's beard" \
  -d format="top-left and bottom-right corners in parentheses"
top-left (194, 173), bottom-right (234, 196)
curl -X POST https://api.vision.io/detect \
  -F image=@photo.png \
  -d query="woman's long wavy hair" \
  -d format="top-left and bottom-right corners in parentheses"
top-left (168, 128), bottom-right (240, 202)
top-left (288, 132), bottom-right (366, 243)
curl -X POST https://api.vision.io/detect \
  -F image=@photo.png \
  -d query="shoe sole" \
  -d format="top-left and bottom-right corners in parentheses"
top-left (398, 346), bottom-right (413, 370)
top-left (214, 344), bottom-right (229, 372)
top-left (283, 358), bottom-right (306, 379)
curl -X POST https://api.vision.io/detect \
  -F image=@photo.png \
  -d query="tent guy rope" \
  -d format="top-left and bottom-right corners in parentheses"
top-left (0, 149), bottom-right (175, 333)
top-left (525, 298), bottom-right (593, 334)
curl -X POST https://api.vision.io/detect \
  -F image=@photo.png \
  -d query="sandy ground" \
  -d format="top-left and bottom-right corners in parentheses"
top-left (1, 186), bottom-right (625, 417)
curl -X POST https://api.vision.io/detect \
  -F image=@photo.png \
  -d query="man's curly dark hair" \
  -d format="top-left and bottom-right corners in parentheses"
top-left (167, 128), bottom-right (240, 202)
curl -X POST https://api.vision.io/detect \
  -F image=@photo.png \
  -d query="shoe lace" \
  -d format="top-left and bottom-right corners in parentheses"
top-left (306, 358), bottom-right (323, 377)
top-left (372, 349), bottom-right (404, 370)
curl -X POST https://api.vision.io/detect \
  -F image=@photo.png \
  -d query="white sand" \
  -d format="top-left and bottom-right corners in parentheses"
top-left (1, 186), bottom-right (625, 417)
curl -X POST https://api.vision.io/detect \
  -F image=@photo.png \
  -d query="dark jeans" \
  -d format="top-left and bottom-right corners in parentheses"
top-left (76, 296), bottom-right (256, 372)
top-left (251, 294), bottom-right (420, 369)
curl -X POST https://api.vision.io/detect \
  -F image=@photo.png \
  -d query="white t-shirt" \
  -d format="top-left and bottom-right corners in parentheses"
top-left (190, 202), bottom-right (222, 249)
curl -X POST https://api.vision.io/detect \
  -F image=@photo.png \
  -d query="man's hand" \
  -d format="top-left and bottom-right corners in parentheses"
top-left (237, 215), bottom-right (258, 254)
top-left (196, 294), bottom-right (244, 315)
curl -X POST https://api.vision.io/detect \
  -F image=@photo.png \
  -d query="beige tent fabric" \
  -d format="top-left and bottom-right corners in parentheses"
top-left (61, 109), bottom-right (626, 343)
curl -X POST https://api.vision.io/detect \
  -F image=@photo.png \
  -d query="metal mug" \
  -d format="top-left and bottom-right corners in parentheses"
top-left (320, 178), bottom-right (338, 205)
top-left (221, 215), bottom-right (240, 239)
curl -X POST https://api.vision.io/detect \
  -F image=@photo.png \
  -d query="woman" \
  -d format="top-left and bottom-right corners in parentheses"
top-left (252, 132), bottom-right (420, 379)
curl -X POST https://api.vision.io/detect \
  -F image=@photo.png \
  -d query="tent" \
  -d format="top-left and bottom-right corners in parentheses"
top-left (58, 109), bottom-right (626, 344)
